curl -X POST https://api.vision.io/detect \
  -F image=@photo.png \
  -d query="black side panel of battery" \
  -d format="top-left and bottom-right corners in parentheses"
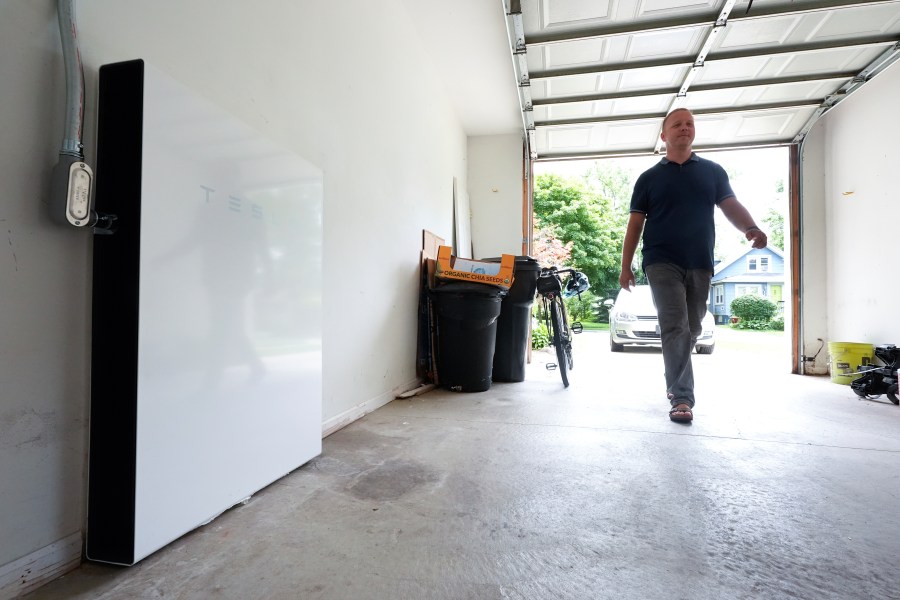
top-left (85, 59), bottom-right (144, 566)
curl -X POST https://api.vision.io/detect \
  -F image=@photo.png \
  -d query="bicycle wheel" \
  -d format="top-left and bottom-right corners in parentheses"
top-left (550, 298), bottom-right (570, 387)
top-left (559, 301), bottom-right (574, 371)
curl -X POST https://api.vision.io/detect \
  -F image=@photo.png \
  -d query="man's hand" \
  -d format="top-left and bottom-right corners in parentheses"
top-left (745, 227), bottom-right (768, 249)
top-left (619, 268), bottom-right (636, 290)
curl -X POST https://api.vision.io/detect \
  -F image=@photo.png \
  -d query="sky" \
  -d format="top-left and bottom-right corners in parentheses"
top-left (532, 146), bottom-right (790, 261)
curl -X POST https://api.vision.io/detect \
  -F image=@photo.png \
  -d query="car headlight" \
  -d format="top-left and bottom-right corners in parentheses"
top-left (615, 310), bottom-right (637, 322)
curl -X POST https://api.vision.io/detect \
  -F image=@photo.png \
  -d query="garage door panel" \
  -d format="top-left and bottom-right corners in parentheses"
top-left (511, 0), bottom-right (900, 159)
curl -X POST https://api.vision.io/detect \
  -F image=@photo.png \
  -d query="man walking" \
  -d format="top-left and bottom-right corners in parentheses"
top-left (619, 108), bottom-right (768, 422)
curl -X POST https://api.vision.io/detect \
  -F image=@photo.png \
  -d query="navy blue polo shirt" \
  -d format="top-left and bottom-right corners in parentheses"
top-left (629, 153), bottom-right (735, 271)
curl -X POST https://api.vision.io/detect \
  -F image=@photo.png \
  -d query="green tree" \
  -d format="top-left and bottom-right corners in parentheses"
top-left (582, 163), bottom-right (634, 209)
top-left (763, 207), bottom-right (784, 250)
top-left (583, 162), bottom-right (646, 290)
top-left (564, 291), bottom-right (596, 322)
top-left (533, 173), bottom-right (628, 296)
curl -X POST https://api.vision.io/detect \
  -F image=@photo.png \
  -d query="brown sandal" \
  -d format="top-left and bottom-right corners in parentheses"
top-left (669, 405), bottom-right (693, 422)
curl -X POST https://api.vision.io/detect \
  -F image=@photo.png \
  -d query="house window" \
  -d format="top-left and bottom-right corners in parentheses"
top-left (736, 285), bottom-right (763, 297)
top-left (747, 256), bottom-right (769, 272)
top-left (714, 285), bottom-right (724, 305)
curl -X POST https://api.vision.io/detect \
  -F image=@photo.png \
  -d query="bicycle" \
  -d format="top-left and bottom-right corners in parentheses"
top-left (535, 266), bottom-right (589, 387)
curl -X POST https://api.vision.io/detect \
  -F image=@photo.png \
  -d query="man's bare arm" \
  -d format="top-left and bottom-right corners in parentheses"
top-left (619, 212), bottom-right (646, 289)
top-left (719, 196), bottom-right (768, 249)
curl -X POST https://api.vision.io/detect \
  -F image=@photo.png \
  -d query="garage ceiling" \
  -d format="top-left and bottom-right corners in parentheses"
top-left (503, 0), bottom-right (900, 160)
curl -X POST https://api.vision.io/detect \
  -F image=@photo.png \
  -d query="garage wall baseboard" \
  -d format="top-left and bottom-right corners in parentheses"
top-left (323, 378), bottom-right (421, 438)
top-left (0, 532), bottom-right (81, 600)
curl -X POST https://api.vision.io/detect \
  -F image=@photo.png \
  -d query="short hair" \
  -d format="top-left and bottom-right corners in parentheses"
top-left (662, 108), bottom-right (693, 130)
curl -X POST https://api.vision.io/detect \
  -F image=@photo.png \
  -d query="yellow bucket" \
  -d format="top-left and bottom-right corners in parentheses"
top-left (827, 342), bottom-right (874, 385)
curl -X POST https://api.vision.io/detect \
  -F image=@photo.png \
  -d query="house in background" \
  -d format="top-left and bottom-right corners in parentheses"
top-left (710, 246), bottom-right (785, 324)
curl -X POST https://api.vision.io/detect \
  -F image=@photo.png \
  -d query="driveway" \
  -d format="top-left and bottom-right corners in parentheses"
top-left (530, 327), bottom-right (898, 450)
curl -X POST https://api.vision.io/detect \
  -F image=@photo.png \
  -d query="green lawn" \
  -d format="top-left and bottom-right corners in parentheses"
top-left (577, 321), bottom-right (609, 331)
top-left (572, 322), bottom-right (784, 334)
top-left (564, 321), bottom-right (784, 336)
top-left (718, 323), bottom-right (785, 335)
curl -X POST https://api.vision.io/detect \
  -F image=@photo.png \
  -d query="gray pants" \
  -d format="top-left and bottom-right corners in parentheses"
top-left (644, 263), bottom-right (712, 408)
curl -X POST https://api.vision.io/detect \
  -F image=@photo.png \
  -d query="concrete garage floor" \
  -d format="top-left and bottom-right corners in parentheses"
top-left (27, 329), bottom-right (900, 600)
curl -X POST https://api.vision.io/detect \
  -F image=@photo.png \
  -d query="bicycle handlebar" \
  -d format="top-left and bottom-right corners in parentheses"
top-left (541, 267), bottom-right (576, 275)
top-left (537, 266), bottom-right (589, 298)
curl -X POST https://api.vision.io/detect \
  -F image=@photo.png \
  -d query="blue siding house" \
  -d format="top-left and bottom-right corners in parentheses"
top-left (709, 246), bottom-right (785, 324)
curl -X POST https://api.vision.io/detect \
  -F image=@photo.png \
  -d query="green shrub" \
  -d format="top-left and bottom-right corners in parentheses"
top-left (769, 316), bottom-right (785, 331)
top-left (734, 319), bottom-right (770, 331)
top-left (564, 291), bottom-right (596, 322)
top-left (531, 323), bottom-right (550, 350)
top-left (730, 294), bottom-right (777, 322)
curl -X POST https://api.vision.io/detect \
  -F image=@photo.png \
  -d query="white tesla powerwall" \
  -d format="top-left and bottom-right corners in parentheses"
top-left (86, 60), bottom-right (323, 565)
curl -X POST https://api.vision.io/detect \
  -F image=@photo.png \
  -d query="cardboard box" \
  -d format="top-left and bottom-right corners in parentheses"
top-left (435, 245), bottom-right (515, 289)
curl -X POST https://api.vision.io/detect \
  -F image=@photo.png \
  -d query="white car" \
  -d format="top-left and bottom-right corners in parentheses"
top-left (608, 285), bottom-right (716, 353)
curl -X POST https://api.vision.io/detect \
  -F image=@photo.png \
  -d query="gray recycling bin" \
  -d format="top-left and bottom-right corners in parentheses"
top-left (483, 256), bottom-right (541, 382)
top-left (429, 282), bottom-right (505, 392)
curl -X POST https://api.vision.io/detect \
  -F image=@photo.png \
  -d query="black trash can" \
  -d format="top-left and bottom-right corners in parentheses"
top-left (483, 256), bottom-right (541, 382)
top-left (429, 282), bottom-right (505, 392)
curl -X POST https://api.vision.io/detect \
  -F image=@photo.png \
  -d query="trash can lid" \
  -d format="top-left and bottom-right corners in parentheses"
top-left (480, 256), bottom-right (541, 272)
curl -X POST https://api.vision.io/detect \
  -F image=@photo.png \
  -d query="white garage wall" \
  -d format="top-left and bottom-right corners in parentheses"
top-left (0, 1), bottom-right (92, 589)
top-left (1, 0), bottom-right (523, 591)
top-left (468, 134), bottom-right (526, 258)
top-left (73, 0), bottom-right (469, 432)
top-left (801, 60), bottom-right (900, 371)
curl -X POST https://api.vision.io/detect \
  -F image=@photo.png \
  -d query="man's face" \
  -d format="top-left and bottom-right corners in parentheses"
top-left (661, 109), bottom-right (695, 149)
